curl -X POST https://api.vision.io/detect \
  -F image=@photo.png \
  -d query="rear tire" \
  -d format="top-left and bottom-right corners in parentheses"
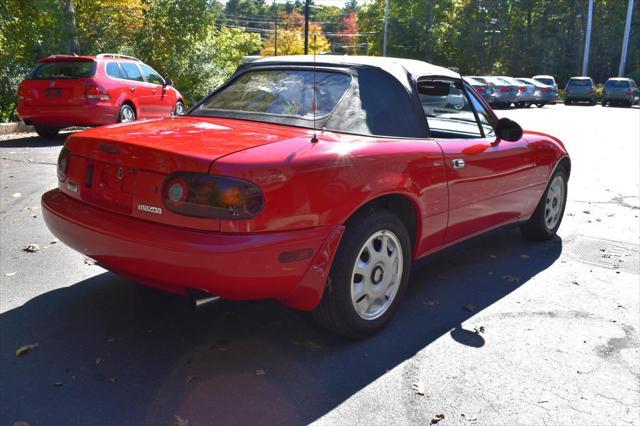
top-left (313, 210), bottom-right (411, 338)
top-left (521, 166), bottom-right (568, 241)
top-left (34, 125), bottom-right (60, 139)
top-left (602, 100), bottom-right (608, 107)
top-left (118, 103), bottom-right (136, 123)
top-left (535, 103), bottom-right (545, 108)
top-left (564, 99), bottom-right (572, 105)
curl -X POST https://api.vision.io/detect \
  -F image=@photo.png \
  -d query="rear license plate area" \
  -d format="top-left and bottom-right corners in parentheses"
top-left (86, 161), bottom-right (135, 213)
top-left (45, 88), bottom-right (62, 98)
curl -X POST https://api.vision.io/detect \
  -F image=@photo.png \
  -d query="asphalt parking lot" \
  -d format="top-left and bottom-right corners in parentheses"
top-left (1, 104), bottom-right (639, 426)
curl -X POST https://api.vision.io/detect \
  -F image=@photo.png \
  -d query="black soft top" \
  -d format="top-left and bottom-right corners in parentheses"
top-left (193, 55), bottom-right (463, 138)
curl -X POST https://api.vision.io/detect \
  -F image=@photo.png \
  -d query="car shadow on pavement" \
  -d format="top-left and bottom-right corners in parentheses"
top-left (0, 227), bottom-right (562, 426)
top-left (0, 131), bottom-right (77, 148)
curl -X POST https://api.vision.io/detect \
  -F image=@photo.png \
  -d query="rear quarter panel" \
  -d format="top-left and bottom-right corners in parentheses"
top-left (210, 130), bottom-right (449, 256)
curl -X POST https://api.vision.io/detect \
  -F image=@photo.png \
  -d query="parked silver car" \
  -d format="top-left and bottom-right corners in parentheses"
top-left (496, 76), bottom-right (535, 107)
top-left (564, 77), bottom-right (596, 105)
top-left (602, 78), bottom-right (640, 107)
top-left (532, 75), bottom-right (558, 104)
top-left (470, 76), bottom-right (517, 108)
top-left (464, 76), bottom-right (495, 104)
top-left (517, 78), bottom-right (556, 107)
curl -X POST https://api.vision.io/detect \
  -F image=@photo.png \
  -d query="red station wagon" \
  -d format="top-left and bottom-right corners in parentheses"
top-left (42, 56), bottom-right (570, 338)
top-left (17, 53), bottom-right (185, 138)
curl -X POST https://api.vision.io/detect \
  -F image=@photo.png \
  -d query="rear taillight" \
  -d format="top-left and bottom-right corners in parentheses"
top-left (627, 90), bottom-right (633, 96)
top-left (163, 173), bottom-right (264, 219)
top-left (500, 87), bottom-right (509, 93)
top-left (541, 87), bottom-right (550, 93)
top-left (17, 85), bottom-right (26, 102)
top-left (57, 147), bottom-right (71, 182)
top-left (475, 87), bottom-right (485, 94)
top-left (85, 82), bottom-right (111, 101)
top-left (519, 86), bottom-right (526, 92)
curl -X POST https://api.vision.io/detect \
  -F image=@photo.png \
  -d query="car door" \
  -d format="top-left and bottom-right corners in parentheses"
top-left (119, 61), bottom-right (153, 119)
top-left (418, 79), bottom-right (536, 244)
top-left (139, 63), bottom-right (175, 117)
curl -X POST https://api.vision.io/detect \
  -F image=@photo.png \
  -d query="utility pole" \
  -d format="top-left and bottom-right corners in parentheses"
top-left (426, 0), bottom-right (433, 61)
top-left (619, 0), bottom-right (634, 77)
top-left (582, 0), bottom-right (593, 76)
top-left (487, 18), bottom-right (500, 75)
top-left (274, 14), bottom-right (278, 56)
top-left (304, 0), bottom-right (310, 55)
top-left (382, 0), bottom-right (390, 56)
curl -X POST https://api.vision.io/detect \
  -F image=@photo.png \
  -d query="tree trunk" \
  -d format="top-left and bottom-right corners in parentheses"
top-left (63, 0), bottom-right (79, 54)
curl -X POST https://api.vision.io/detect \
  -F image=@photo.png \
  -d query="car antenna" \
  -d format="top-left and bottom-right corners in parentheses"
top-left (310, 34), bottom-right (319, 143)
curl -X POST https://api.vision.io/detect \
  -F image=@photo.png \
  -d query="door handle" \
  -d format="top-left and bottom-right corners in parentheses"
top-left (151, 89), bottom-right (156, 94)
top-left (452, 159), bottom-right (465, 169)
top-left (130, 87), bottom-right (135, 92)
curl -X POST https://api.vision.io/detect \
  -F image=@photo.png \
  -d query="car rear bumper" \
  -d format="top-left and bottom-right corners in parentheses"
top-left (42, 189), bottom-right (344, 310)
top-left (18, 102), bottom-right (118, 127)
top-left (604, 95), bottom-right (633, 101)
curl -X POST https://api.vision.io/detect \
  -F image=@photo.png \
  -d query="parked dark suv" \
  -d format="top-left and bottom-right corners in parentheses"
top-left (602, 78), bottom-right (639, 107)
top-left (564, 77), bottom-right (596, 105)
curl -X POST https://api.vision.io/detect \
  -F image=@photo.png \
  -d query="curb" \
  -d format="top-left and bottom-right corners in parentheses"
top-left (0, 122), bottom-right (34, 135)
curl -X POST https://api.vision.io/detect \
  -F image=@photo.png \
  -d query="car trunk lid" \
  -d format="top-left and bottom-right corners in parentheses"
top-left (61, 116), bottom-right (306, 229)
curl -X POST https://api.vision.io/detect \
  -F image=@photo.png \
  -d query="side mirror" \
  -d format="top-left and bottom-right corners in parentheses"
top-left (495, 117), bottom-right (523, 142)
top-left (164, 79), bottom-right (173, 87)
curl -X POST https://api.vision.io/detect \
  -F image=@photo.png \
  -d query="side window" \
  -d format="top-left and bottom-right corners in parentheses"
top-left (466, 86), bottom-right (495, 138)
top-left (106, 62), bottom-right (122, 79)
top-left (120, 62), bottom-right (144, 82)
top-left (418, 79), bottom-right (482, 139)
top-left (139, 63), bottom-right (164, 85)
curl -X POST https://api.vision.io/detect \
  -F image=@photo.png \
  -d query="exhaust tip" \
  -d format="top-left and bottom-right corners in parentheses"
top-left (190, 291), bottom-right (221, 309)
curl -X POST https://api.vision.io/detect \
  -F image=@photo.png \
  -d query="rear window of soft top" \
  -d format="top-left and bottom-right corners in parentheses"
top-left (28, 61), bottom-right (96, 79)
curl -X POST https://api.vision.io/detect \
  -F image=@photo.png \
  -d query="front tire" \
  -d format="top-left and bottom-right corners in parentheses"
top-left (34, 125), bottom-right (60, 139)
top-left (535, 103), bottom-right (545, 108)
top-left (313, 210), bottom-right (412, 338)
top-left (174, 100), bottom-right (186, 116)
top-left (521, 166), bottom-right (568, 241)
top-left (118, 104), bottom-right (136, 123)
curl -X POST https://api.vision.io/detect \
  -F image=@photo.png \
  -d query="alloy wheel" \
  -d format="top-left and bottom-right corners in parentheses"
top-left (544, 175), bottom-right (565, 230)
top-left (350, 230), bottom-right (403, 320)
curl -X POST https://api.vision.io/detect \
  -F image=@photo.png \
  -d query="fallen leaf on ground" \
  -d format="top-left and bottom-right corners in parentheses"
top-left (22, 244), bottom-right (40, 253)
top-left (16, 342), bottom-right (39, 357)
top-left (4, 272), bottom-right (17, 277)
top-left (174, 415), bottom-right (189, 426)
top-left (571, 280), bottom-right (580, 286)
top-left (256, 369), bottom-right (266, 376)
top-left (185, 375), bottom-right (199, 384)
top-left (411, 382), bottom-right (425, 395)
top-left (431, 413), bottom-right (445, 424)
top-left (31, 214), bottom-right (37, 218)
top-left (463, 304), bottom-right (476, 312)
top-left (582, 210), bottom-right (591, 214)
top-left (501, 275), bottom-right (521, 284)
top-left (291, 340), bottom-right (323, 349)
top-left (474, 326), bottom-right (486, 334)
top-left (519, 254), bottom-right (529, 259)
top-left (95, 357), bottom-right (104, 365)
top-left (11, 192), bottom-right (21, 198)
top-left (50, 239), bottom-right (59, 244)
top-left (84, 258), bottom-right (96, 265)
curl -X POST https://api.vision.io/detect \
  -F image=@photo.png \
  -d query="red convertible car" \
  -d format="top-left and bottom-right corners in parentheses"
top-left (42, 56), bottom-right (570, 338)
